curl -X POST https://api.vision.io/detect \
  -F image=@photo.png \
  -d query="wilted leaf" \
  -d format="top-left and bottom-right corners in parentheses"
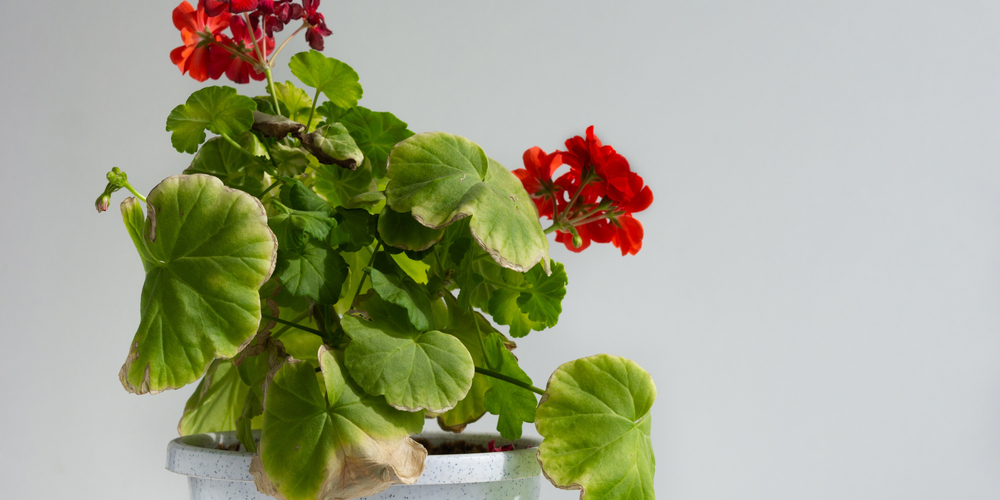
top-left (166, 86), bottom-right (256, 154)
top-left (385, 132), bottom-right (549, 273)
top-left (536, 355), bottom-right (656, 500)
top-left (250, 348), bottom-right (424, 500)
top-left (119, 174), bottom-right (277, 394)
top-left (298, 123), bottom-right (364, 169)
top-left (252, 110), bottom-right (305, 139)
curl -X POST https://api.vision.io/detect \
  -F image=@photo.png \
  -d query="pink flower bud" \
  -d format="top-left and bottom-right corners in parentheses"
top-left (96, 193), bottom-right (111, 213)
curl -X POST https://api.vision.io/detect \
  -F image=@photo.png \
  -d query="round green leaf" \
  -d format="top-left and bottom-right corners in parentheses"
top-left (288, 51), bottom-right (363, 109)
top-left (341, 295), bottom-right (475, 412)
top-left (183, 133), bottom-right (268, 196)
top-left (177, 360), bottom-right (251, 436)
top-left (165, 86), bottom-right (257, 154)
top-left (251, 348), bottom-right (425, 500)
top-left (536, 355), bottom-right (656, 500)
top-left (119, 174), bottom-right (278, 394)
top-left (385, 132), bottom-right (550, 273)
top-left (378, 207), bottom-right (445, 252)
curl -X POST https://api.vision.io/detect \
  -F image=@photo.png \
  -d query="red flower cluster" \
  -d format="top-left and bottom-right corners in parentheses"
top-left (487, 440), bottom-right (515, 453)
top-left (170, 0), bottom-right (331, 84)
top-left (513, 126), bottom-right (653, 256)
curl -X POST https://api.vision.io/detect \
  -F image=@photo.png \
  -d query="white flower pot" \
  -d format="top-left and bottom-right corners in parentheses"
top-left (166, 432), bottom-right (543, 500)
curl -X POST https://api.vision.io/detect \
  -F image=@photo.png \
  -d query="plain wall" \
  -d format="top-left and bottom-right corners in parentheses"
top-left (1, 1), bottom-right (999, 499)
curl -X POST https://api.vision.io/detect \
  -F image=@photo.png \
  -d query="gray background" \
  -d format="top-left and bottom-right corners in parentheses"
top-left (1, 0), bottom-right (998, 499)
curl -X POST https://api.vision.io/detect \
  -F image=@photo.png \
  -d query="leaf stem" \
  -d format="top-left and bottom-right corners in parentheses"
top-left (475, 367), bottom-right (544, 395)
top-left (306, 86), bottom-right (321, 131)
top-left (481, 278), bottom-right (530, 293)
top-left (352, 242), bottom-right (382, 303)
top-left (270, 310), bottom-right (311, 339)
top-left (263, 314), bottom-right (325, 337)
top-left (258, 180), bottom-right (280, 199)
top-left (122, 180), bottom-right (146, 202)
top-left (242, 13), bottom-right (280, 114)
top-left (268, 23), bottom-right (307, 67)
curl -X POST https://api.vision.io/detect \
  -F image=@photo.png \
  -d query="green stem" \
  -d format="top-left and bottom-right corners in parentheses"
top-left (263, 314), bottom-right (325, 337)
top-left (258, 180), bottom-right (280, 199)
top-left (543, 223), bottom-right (559, 235)
top-left (352, 242), bottom-right (382, 303)
top-left (264, 67), bottom-right (281, 115)
top-left (268, 23), bottom-right (307, 66)
top-left (475, 367), bottom-right (544, 396)
top-left (122, 180), bottom-right (146, 202)
top-left (306, 86), bottom-right (321, 131)
top-left (481, 278), bottom-right (529, 293)
top-left (269, 310), bottom-right (311, 339)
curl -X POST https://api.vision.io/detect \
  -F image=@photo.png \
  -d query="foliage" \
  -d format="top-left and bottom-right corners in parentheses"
top-left (97, 4), bottom-right (657, 500)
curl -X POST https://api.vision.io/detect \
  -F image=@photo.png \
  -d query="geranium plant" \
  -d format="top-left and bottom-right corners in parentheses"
top-left (96, 2), bottom-right (657, 500)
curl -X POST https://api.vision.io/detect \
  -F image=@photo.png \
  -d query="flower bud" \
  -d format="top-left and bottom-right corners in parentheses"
top-left (106, 167), bottom-right (128, 188)
top-left (95, 193), bottom-right (111, 213)
top-left (572, 234), bottom-right (584, 248)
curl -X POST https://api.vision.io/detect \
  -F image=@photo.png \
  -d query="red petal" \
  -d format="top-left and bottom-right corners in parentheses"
top-left (555, 231), bottom-right (590, 253)
top-left (172, 1), bottom-right (199, 32)
top-left (612, 215), bottom-right (644, 256)
top-left (622, 185), bottom-right (653, 214)
top-left (228, 0), bottom-right (258, 13)
top-left (201, 0), bottom-right (230, 17)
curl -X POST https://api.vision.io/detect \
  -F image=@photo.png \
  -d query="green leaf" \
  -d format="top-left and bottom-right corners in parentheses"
top-left (234, 338), bottom-right (286, 453)
top-left (270, 137), bottom-right (318, 177)
top-left (120, 197), bottom-right (155, 272)
top-left (178, 360), bottom-right (251, 436)
top-left (120, 174), bottom-right (277, 394)
top-left (279, 177), bottom-right (333, 214)
top-left (314, 158), bottom-right (376, 209)
top-left (268, 201), bottom-right (337, 252)
top-left (251, 348), bottom-right (425, 500)
top-left (299, 123), bottom-right (365, 168)
top-left (330, 206), bottom-right (377, 253)
top-left (482, 333), bottom-right (537, 440)
top-left (368, 262), bottom-right (433, 331)
top-left (184, 133), bottom-right (269, 196)
top-left (385, 132), bottom-right (550, 273)
top-left (378, 207), bottom-right (445, 252)
top-left (166, 86), bottom-right (257, 154)
top-left (275, 240), bottom-right (349, 305)
top-left (435, 293), bottom-right (499, 432)
top-left (269, 80), bottom-right (319, 129)
top-left (336, 106), bottom-right (414, 178)
top-left (288, 51), bottom-right (363, 109)
top-left (391, 252), bottom-right (430, 285)
top-left (341, 294), bottom-right (475, 412)
top-left (536, 355), bottom-right (656, 500)
top-left (516, 261), bottom-right (567, 328)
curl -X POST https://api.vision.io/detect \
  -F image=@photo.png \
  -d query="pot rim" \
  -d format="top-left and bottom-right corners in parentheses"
top-left (166, 431), bottom-right (542, 485)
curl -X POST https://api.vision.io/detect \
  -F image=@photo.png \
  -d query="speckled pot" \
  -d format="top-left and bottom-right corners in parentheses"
top-left (166, 431), bottom-right (543, 500)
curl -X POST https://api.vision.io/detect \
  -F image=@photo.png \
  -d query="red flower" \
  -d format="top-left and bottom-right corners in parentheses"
top-left (170, 1), bottom-right (231, 82)
top-left (519, 126), bottom-right (653, 256)
top-left (202, 0), bottom-right (263, 16)
top-left (487, 440), bottom-right (515, 453)
top-left (215, 15), bottom-right (274, 83)
top-left (302, 0), bottom-right (332, 50)
top-left (513, 147), bottom-right (564, 218)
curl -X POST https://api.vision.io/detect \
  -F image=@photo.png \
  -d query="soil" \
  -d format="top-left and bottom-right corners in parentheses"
top-left (214, 438), bottom-right (508, 455)
top-left (413, 438), bottom-right (489, 455)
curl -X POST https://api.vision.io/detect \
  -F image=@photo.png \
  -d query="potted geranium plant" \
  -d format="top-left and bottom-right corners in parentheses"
top-left (96, 2), bottom-right (657, 500)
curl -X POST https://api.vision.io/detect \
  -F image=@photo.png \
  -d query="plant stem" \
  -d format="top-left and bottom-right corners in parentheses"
top-left (263, 314), bottom-right (325, 337)
top-left (352, 242), bottom-right (382, 302)
top-left (242, 13), bottom-right (280, 113)
top-left (268, 23), bottom-right (307, 66)
top-left (306, 86), bottom-right (322, 131)
top-left (270, 310), bottom-right (311, 339)
top-left (481, 278), bottom-right (529, 293)
top-left (264, 67), bottom-right (281, 115)
top-left (475, 367), bottom-right (544, 396)
top-left (219, 133), bottom-right (266, 168)
top-left (122, 180), bottom-right (146, 202)
top-left (258, 180), bottom-right (280, 199)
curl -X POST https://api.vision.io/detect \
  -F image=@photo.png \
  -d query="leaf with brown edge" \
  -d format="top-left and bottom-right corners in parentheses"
top-left (250, 347), bottom-right (425, 500)
top-left (119, 174), bottom-right (277, 395)
top-left (384, 132), bottom-right (550, 274)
